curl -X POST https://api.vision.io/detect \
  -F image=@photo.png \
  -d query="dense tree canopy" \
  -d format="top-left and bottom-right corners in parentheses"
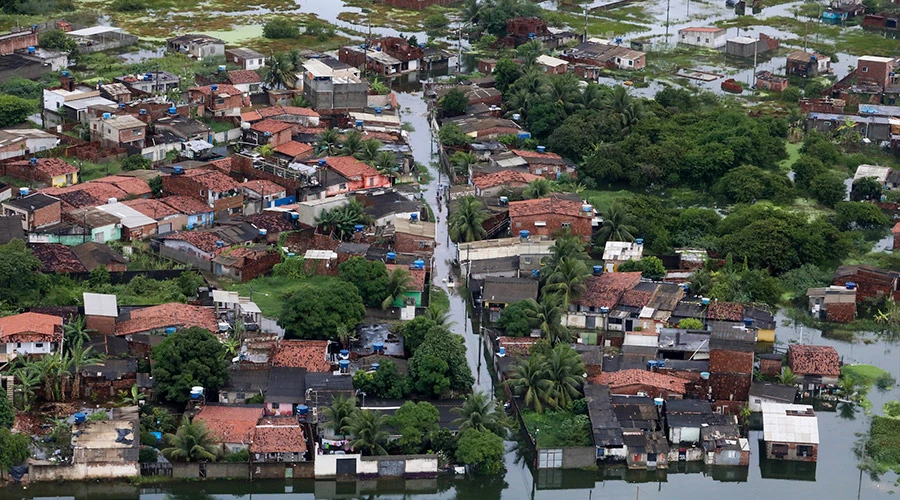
top-left (151, 327), bottom-right (228, 403)
top-left (338, 257), bottom-right (390, 307)
top-left (455, 428), bottom-right (505, 474)
top-left (408, 328), bottom-right (474, 398)
top-left (279, 278), bottom-right (366, 339)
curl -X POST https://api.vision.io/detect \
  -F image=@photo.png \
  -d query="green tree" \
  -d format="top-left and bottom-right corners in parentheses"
top-left (545, 256), bottom-right (589, 313)
top-left (39, 30), bottom-right (77, 56)
top-left (382, 266), bottom-right (413, 309)
top-left (272, 257), bottom-right (310, 279)
top-left (317, 128), bottom-right (342, 155)
top-left (354, 360), bottom-right (410, 399)
top-left (321, 394), bottom-right (357, 438)
top-left (834, 201), bottom-right (889, 231)
top-left (121, 154), bottom-right (152, 171)
top-left (119, 383), bottom-right (146, 406)
top-left (451, 392), bottom-right (503, 435)
top-left (63, 315), bottom-right (92, 349)
top-left (69, 337), bottom-right (104, 400)
top-left (355, 139), bottom-right (384, 164)
top-left (338, 257), bottom-right (389, 307)
top-left (497, 300), bottom-right (532, 337)
top-left (492, 58), bottom-right (522, 93)
top-left (437, 122), bottom-right (470, 147)
top-left (263, 18), bottom-right (300, 39)
top-left (850, 176), bottom-right (883, 201)
top-left (1, 77), bottom-right (43, 100)
top-left (455, 428), bottom-right (505, 474)
top-left (450, 151), bottom-right (476, 178)
top-left (617, 256), bottom-right (667, 281)
top-left (544, 232), bottom-right (586, 271)
top-left (390, 401), bottom-right (439, 453)
top-left (507, 355), bottom-right (552, 413)
top-left (279, 278), bottom-right (366, 339)
top-left (151, 327), bottom-right (228, 403)
top-left (0, 95), bottom-right (33, 128)
top-left (264, 52), bottom-right (295, 89)
top-left (809, 171), bottom-right (847, 208)
top-left (316, 199), bottom-right (371, 241)
top-left (0, 428), bottom-right (30, 469)
top-left (424, 12), bottom-right (450, 36)
top-left (792, 155), bottom-right (827, 192)
top-left (516, 39), bottom-right (543, 68)
top-left (162, 416), bottom-right (219, 462)
top-left (449, 195), bottom-right (489, 242)
top-left (440, 88), bottom-right (469, 117)
top-left (409, 328), bottom-right (473, 397)
top-left (523, 295), bottom-right (569, 345)
top-left (523, 178), bottom-right (553, 199)
top-left (397, 316), bottom-right (439, 355)
top-left (777, 367), bottom-right (796, 385)
top-left (678, 318), bottom-right (704, 330)
top-left (148, 176), bottom-right (163, 197)
top-left (0, 394), bottom-right (13, 429)
top-left (596, 203), bottom-right (637, 244)
top-left (713, 165), bottom-right (795, 204)
top-left (545, 343), bottom-right (585, 409)
top-left (347, 409), bottom-right (390, 456)
top-left (340, 130), bottom-right (364, 157)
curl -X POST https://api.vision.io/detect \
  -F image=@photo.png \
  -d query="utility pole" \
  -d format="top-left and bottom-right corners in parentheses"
top-left (665, 0), bottom-right (671, 39)
top-left (583, 8), bottom-right (588, 42)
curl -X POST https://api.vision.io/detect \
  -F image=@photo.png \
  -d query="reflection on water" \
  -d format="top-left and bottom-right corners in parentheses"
top-left (758, 453), bottom-right (818, 481)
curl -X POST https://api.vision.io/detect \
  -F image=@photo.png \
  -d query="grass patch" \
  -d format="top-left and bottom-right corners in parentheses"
top-left (842, 364), bottom-right (896, 390)
top-left (779, 142), bottom-right (802, 173)
top-left (202, 119), bottom-right (237, 133)
top-left (430, 285), bottom-right (449, 312)
top-left (229, 275), bottom-right (313, 318)
top-left (520, 408), bottom-right (592, 448)
top-left (863, 415), bottom-right (900, 475)
top-left (78, 159), bottom-right (123, 182)
top-left (583, 189), bottom-right (634, 212)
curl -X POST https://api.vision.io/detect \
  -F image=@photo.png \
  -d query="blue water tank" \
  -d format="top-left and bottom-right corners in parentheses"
top-left (537, 145), bottom-right (546, 153)
top-left (74, 412), bottom-right (86, 424)
top-left (648, 359), bottom-right (659, 368)
top-left (29, 157), bottom-right (37, 165)
top-left (600, 306), bottom-right (610, 314)
top-left (318, 159), bottom-right (327, 166)
top-left (701, 297), bottom-right (710, 305)
top-left (532, 269), bottom-right (539, 277)
top-left (375, 107), bottom-right (382, 114)
top-left (512, 113), bottom-right (521, 121)
top-left (519, 230), bottom-right (530, 239)
top-left (139, 108), bottom-right (147, 115)
top-left (635, 238), bottom-right (644, 245)
top-left (173, 165), bottom-right (184, 174)
top-left (61, 70), bottom-right (70, 77)
top-left (296, 405), bottom-right (309, 416)
top-left (27, 46), bottom-right (34, 54)
top-left (102, 112), bottom-right (111, 120)
top-left (18, 187), bottom-right (29, 196)
top-left (211, 84), bottom-right (218, 91)
top-left (287, 252), bottom-right (295, 258)
top-left (371, 363), bottom-right (380, 371)
top-left (700, 371), bottom-right (710, 380)
top-left (499, 346), bottom-right (506, 356)
top-left (291, 213), bottom-right (299, 220)
top-left (165, 327), bottom-right (176, 335)
top-left (339, 349), bottom-right (350, 359)
top-left (356, 119), bottom-right (364, 127)
top-left (354, 224), bottom-right (364, 232)
top-left (150, 431), bottom-right (162, 443)
top-left (118, 102), bottom-right (125, 109)
top-left (517, 132), bottom-right (531, 139)
top-left (259, 229), bottom-right (268, 236)
top-left (373, 342), bottom-right (384, 353)
top-left (743, 318), bottom-right (753, 327)
top-left (168, 107), bottom-right (177, 115)
top-left (414, 259), bottom-right (425, 269)
top-left (339, 359), bottom-right (350, 370)
top-left (410, 213), bottom-right (418, 221)
top-left (653, 398), bottom-right (664, 406)
top-left (216, 240), bottom-right (225, 248)
top-left (845, 281), bottom-right (857, 290)
top-left (386, 252), bottom-right (396, 260)
top-left (592, 265), bottom-right (602, 275)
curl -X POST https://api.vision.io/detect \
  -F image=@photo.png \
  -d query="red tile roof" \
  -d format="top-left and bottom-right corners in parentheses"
top-left (788, 345), bottom-right (841, 377)
top-left (707, 302), bottom-right (745, 321)
top-left (242, 211), bottom-right (295, 234)
top-left (497, 336), bottom-right (539, 356)
top-left (279, 106), bottom-right (319, 117)
top-left (251, 119), bottom-right (293, 135)
top-left (241, 179), bottom-right (286, 196)
top-left (251, 416), bottom-right (308, 454)
top-left (164, 230), bottom-right (223, 254)
top-left (122, 198), bottom-right (181, 220)
top-left (30, 243), bottom-right (87, 273)
top-left (274, 141), bottom-right (314, 159)
top-left (195, 405), bottom-right (262, 445)
top-left (589, 369), bottom-right (689, 395)
top-left (510, 149), bottom-right (562, 161)
top-left (472, 171), bottom-right (543, 190)
top-left (43, 183), bottom-right (128, 209)
top-left (10, 158), bottom-right (79, 178)
top-left (508, 194), bottom-right (587, 218)
top-left (241, 110), bottom-right (265, 122)
top-left (386, 263), bottom-right (426, 292)
top-left (207, 158), bottom-right (232, 173)
top-left (228, 69), bottom-right (261, 85)
top-left (181, 168), bottom-right (241, 192)
top-left (0, 312), bottom-right (62, 343)
top-left (892, 221), bottom-right (900, 234)
top-left (191, 84), bottom-right (244, 97)
top-left (325, 156), bottom-right (379, 180)
top-left (116, 303), bottom-right (218, 336)
top-left (273, 340), bottom-right (331, 372)
top-left (620, 289), bottom-right (654, 308)
top-left (575, 272), bottom-right (642, 309)
top-left (159, 195), bottom-right (213, 215)
top-left (90, 176), bottom-right (151, 197)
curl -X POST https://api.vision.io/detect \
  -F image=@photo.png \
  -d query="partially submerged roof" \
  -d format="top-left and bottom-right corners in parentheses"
top-left (762, 402), bottom-right (818, 444)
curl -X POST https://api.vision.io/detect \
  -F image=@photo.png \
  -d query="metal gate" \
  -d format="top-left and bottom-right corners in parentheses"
top-left (378, 460), bottom-right (404, 477)
top-left (336, 458), bottom-right (357, 475)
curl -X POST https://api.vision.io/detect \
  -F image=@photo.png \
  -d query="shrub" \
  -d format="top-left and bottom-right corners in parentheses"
top-left (139, 447), bottom-right (158, 463)
top-left (264, 19), bottom-right (300, 39)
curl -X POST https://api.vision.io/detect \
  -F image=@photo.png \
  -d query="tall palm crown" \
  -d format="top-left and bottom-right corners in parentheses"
top-left (451, 392), bottom-right (500, 433)
top-left (598, 203), bottom-right (637, 243)
top-left (346, 409), bottom-right (390, 456)
top-left (507, 356), bottom-right (552, 413)
top-left (448, 195), bottom-right (489, 243)
top-left (545, 344), bottom-right (585, 409)
top-left (162, 416), bottom-right (219, 462)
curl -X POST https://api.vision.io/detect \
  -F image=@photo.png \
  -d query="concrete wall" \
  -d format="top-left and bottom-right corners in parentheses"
top-left (314, 454), bottom-right (439, 478)
top-left (29, 462), bottom-right (139, 481)
top-left (213, 128), bottom-right (242, 143)
top-left (667, 446), bottom-right (704, 463)
top-left (159, 244), bottom-right (213, 272)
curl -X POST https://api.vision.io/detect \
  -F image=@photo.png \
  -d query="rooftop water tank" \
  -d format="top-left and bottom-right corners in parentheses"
top-left (700, 372), bottom-right (710, 380)
top-left (355, 119), bottom-right (363, 127)
top-left (118, 103), bottom-right (125, 109)
top-left (498, 346), bottom-right (506, 356)
top-left (410, 213), bottom-right (418, 221)
top-left (512, 113), bottom-right (521, 121)
top-left (168, 107), bottom-right (177, 115)
top-left (139, 109), bottom-right (147, 115)
top-left (318, 159), bottom-right (326, 166)
top-left (582, 204), bottom-right (592, 212)
top-left (701, 297), bottom-right (710, 305)
top-left (354, 224), bottom-right (364, 232)
top-left (371, 363), bottom-right (380, 371)
top-left (743, 318), bottom-right (753, 327)
top-left (845, 281), bottom-right (856, 290)
top-left (537, 145), bottom-right (546, 153)
top-left (173, 165), bottom-right (184, 174)
top-left (635, 238), bottom-right (644, 245)
top-left (499, 196), bottom-right (508, 205)
top-left (165, 327), bottom-right (177, 335)
top-left (215, 240), bottom-right (224, 248)
top-left (592, 265), bottom-right (602, 275)
top-left (291, 213), bottom-right (299, 220)
top-left (259, 229), bottom-right (268, 236)
top-left (29, 157), bottom-right (37, 165)
top-left (27, 46), bottom-right (34, 54)
top-left (520, 230), bottom-right (530, 239)
top-left (375, 107), bottom-right (382, 114)
top-left (653, 398), bottom-right (664, 406)
top-left (532, 269), bottom-right (540, 277)
top-left (74, 412), bottom-right (86, 424)
top-left (373, 342), bottom-right (384, 353)
top-left (339, 349), bottom-right (350, 359)
top-left (211, 84), bottom-right (218, 91)
top-left (414, 259), bottom-right (425, 269)
top-left (102, 112), bottom-right (111, 120)
top-left (296, 405), bottom-right (309, 416)
top-left (517, 132), bottom-right (531, 139)
top-left (386, 252), bottom-right (396, 260)
top-left (339, 359), bottom-right (350, 371)
top-left (18, 187), bottom-right (29, 196)
top-left (218, 65), bottom-right (226, 72)
top-left (600, 306), bottom-right (610, 314)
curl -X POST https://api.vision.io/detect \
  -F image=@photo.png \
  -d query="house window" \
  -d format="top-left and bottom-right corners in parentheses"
top-left (339, 184), bottom-right (347, 190)
top-left (696, 37), bottom-right (701, 42)
top-left (215, 98), bottom-right (225, 105)
top-left (705, 38), bottom-right (710, 43)
top-left (35, 343), bottom-right (43, 348)
top-left (132, 129), bottom-right (141, 136)
top-left (561, 222), bottom-right (571, 229)
top-left (534, 221), bottom-right (547, 227)
top-left (771, 443), bottom-right (788, 457)
top-left (628, 60), bottom-right (633, 66)
top-left (237, 392), bottom-right (246, 401)
top-left (15, 342), bottom-right (21, 348)
top-left (862, 66), bottom-right (868, 72)
top-left (271, 403), bottom-right (280, 410)
top-left (798, 445), bottom-right (813, 457)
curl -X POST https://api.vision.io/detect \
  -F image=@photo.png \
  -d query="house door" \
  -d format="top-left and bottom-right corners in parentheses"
top-left (625, 318), bottom-right (634, 331)
top-left (336, 458), bottom-right (357, 475)
top-left (586, 316), bottom-right (596, 329)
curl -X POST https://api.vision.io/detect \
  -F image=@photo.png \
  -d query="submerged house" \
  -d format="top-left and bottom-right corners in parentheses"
top-left (761, 402), bottom-right (819, 462)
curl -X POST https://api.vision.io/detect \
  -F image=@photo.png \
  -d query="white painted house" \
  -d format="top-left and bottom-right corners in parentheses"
top-left (0, 312), bottom-right (63, 361)
top-left (678, 27), bottom-right (728, 49)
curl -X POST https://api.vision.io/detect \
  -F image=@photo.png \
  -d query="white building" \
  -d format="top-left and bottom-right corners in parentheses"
top-left (0, 129), bottom-right (59, 160)
top-left (0, 312), bottom-right (63, 362)
top-left (603, 240), bottom-right (645, 272)
top-left (678, 27), bottom-right (728, 49)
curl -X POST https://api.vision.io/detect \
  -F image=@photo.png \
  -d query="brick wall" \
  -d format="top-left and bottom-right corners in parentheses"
top-left (213, 194), bottom-right (243, 214)
top-left (161, 174), bottom-right (203, 199)
top-left (709, 372), bottom-right (751, 402)
top-left (239, 252), bottom-right (281, 282)
top-left (759, 357), bottom-right (782, 377)
top-left (33, 202), bottom-right (62, 229)
top-left (510, 213), bottom-right (591, 241)
top-left (85, 315), bottom-right (116, 335)
top-left (826, 302), bottom-right (856, 323)
top-left (0, 30), bottom-right (37, 56)
top-left (834, 270), bottom-right (895, 302)
top-left (709, 350), bottom-right (753, 374)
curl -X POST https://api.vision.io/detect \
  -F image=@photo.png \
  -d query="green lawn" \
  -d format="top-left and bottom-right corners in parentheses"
top-left (229, 275), bottom-right (309, 318)
top-left (583, 189), bottom-right (634, 212)
top-left (79, 160), bottom-right (123, 182)
top-left (520, 408), bottom-right (592, 448)
top-left (842, 364), bottom-right (895, 388)
top-left (779, 142), bottom-right (802, 173)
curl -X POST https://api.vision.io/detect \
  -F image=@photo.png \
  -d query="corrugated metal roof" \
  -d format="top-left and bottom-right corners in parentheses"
top-left (83, 292), bottom-right (118, 317)
top-left (762, 402), bottom-right (818, 444)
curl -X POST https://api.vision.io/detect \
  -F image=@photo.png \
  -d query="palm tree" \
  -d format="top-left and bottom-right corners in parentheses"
top-left (515, 40), bottom-right (544, 69)
top-left (340, 130), bottom-right (363, 157)
top-left (545, 256), bottom-right (590, 311)
top-left (505, 87), bottom-right (533, 120)
top-left (555, 177), bottom-right (586, 194)
top-left (162, 416), bottom-right (219, 462)
top-left (355, 139), bottom-right (384, 164)
top-left (603, 85), bottom-right (633, 115)
top-left (523, 295), bottom-right (570, 345)
top-left (688, 269), bottom-right (713, 298)
top-left (777, 367), bottom-right (796, 386)
top-left (597, 203), bottom-right (637, 243)
top-left (382, 267), bottom-right (413, 310)
top-left (424, 302), bottom-right (454, 327)
top-left (580, 83), bottom-right (609, 110)
top-left (36, 353), bottom-right (61, 402)
top-left (316, 199), bottom-right (370, 240)
top-left (264, 53), bottom-right (294, 89)
top-left (63, 315), bottom-right (92, 351)
top-left (316, 128), bottom-right (342, 156)
top-left (69, 338), bottom-right (104, 400)
top-left (448, 195), bottom-right (489, 243)
top-left (545, 344), bottom-right (585, 409)
top-left (544, 232), bottom-right (586, 276)
top-left (119, 383), bottom-right (146, 406)
top-left (451, 392), bottom-right (501, 433)
top-left (507, 356), bottom-right (552, 413)
top-left (462, 0), bottom-right (481, 23)
top-left (321, 394), bottom-right (357, 438)
top-left (541, 73), bottom-right (582, 114)
top-left (372, 151), bottom-right (397, 176)
top-left (523, 178), bottom-right (553, 199)
top-left (450, 151), bottom-right (476, 179)
top-left (13, 364), bottom-right (40, 411)
top-left (346, 409), bottom-right (390, 456)
top-left (335, 324), bottom-right (352, 350)
top-left (222, 337), bottom-right (240, 360)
